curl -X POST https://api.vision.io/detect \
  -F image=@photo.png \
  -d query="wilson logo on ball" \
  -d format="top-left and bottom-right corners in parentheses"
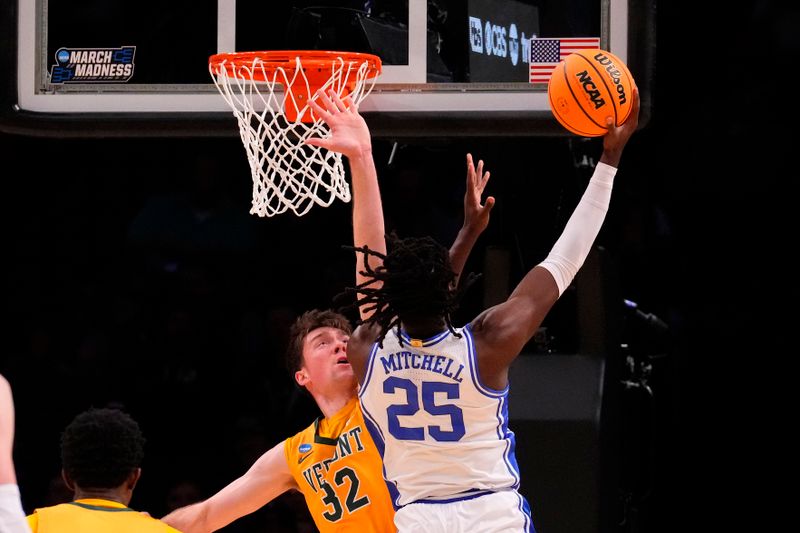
top-left (593, 52), bottom-right (628, 105)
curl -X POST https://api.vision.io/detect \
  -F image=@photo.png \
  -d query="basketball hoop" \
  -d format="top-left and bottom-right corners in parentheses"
top-left (208, 50), bottom-right (382, 217)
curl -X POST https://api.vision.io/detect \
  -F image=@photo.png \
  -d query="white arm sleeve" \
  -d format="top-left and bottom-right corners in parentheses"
top-left (0, 485), bottom-right (31, 533)
top-left (537, 162), bottom-right (616, 296)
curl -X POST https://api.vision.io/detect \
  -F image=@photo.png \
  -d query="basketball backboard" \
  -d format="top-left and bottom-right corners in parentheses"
top-left (0, 0), bottom-right (654, 138)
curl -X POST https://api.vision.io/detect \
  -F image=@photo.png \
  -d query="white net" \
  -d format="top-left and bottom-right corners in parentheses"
top-left (210, 54), bottom-right (379, 217)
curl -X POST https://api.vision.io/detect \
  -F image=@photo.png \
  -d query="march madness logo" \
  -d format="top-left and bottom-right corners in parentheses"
top-left (50, 46), bottom-right (136, 83)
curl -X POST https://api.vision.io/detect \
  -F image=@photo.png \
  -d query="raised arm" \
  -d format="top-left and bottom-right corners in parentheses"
top-left (449, 153), bottom-right (495, 287)
top-left (0, 374), bottom-right (31, 533)
top-left (160, 442), bottom-right (296, 533)
top-left (472, 88), bottom-right (640, 379)
top-left (0, 376), bottom-right (17, 486)
top-left (306, 90), bottom-right (385, 323)
top-left (349, 154), bottom-right (496, 380)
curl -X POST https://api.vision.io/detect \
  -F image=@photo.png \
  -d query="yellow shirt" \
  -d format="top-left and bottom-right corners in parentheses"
top-left (27, 498), bottom-right (181, 532)
top-left (285, 397), bottom-right (396, 532)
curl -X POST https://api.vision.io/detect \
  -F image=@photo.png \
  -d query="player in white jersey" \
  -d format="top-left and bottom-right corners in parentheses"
top-left (345, 89), bottom-right (640, 532)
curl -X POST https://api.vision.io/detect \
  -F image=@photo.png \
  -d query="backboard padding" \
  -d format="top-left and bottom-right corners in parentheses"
top-left (1, 0), bottom-right (654, 137)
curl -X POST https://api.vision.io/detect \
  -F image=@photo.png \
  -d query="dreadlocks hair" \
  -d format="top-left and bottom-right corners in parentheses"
top-left (340, 233), bottom-right (480, 346)
top-left (61, 407), bottom-right (146, 489)
top-left (285, 309), bottom-right (353, 376)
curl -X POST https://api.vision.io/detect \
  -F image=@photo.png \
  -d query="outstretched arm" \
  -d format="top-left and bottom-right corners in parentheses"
top-left (449, 153), bottom-right (495, 287)
top-left (307, 90), bottom-right (385, 322)
top-left (0, 375), bottom-right (32, 533)
top-left (160, 442), bottom-right (296, 533)
top-left (472, 88), bottom-right (641, 376)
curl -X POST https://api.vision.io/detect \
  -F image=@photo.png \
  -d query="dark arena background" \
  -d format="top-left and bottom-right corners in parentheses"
top-left (1, 1), bottom-right (789, 532)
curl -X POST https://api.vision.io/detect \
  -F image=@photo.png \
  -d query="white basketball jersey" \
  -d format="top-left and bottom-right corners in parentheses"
top-left (358, 325), bottom-right (522, 508)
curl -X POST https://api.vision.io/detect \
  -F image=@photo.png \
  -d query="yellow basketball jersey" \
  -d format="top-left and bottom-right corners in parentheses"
top-left (27, 498), bottom-right (181, 532)
top-left (285, 397), bottom-right (396, 532)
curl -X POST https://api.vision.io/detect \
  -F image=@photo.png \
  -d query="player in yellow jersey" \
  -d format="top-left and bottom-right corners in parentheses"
top-left (160, 90), bottom-right (494, 532)
top-left (25, 407), bottom-right (180, 533)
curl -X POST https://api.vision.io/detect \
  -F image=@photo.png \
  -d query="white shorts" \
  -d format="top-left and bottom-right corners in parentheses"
top-left (394, 489), bottom-right (535, 533)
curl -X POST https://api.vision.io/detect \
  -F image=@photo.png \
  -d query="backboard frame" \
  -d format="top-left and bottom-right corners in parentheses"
top-left (0, 0), bottom-right (654, 138)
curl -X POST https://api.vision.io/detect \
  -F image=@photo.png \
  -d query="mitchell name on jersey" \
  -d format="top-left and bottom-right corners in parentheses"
top-left (377, 350), bottom-right (466, 383)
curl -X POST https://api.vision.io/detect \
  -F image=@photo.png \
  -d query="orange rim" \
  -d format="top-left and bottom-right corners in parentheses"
top-left (209, 50), bottom-right (382, 83)
top-left (209, 50), bottom-right (382, 123)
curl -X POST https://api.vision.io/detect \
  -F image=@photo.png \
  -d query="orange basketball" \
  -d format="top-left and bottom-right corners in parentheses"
top-left (547, 49), bottom-right (636, 137)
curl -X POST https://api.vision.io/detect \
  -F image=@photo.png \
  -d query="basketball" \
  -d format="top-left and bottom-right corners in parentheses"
top-left (547, 49), bottom-right (636, 137)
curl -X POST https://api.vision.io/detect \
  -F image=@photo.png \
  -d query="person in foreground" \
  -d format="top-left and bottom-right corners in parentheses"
top-left (344, 89), bottom-right (641, 532)
top-left (25, 406), bottom-right (181, 532)
top-left (160, 90), bottom-right (493, 532)
top-left (0, 374), bottom-right (31, 533)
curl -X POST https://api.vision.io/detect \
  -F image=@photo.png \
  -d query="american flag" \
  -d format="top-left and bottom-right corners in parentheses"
top-left (529, 37), bottom-right (601, 84)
